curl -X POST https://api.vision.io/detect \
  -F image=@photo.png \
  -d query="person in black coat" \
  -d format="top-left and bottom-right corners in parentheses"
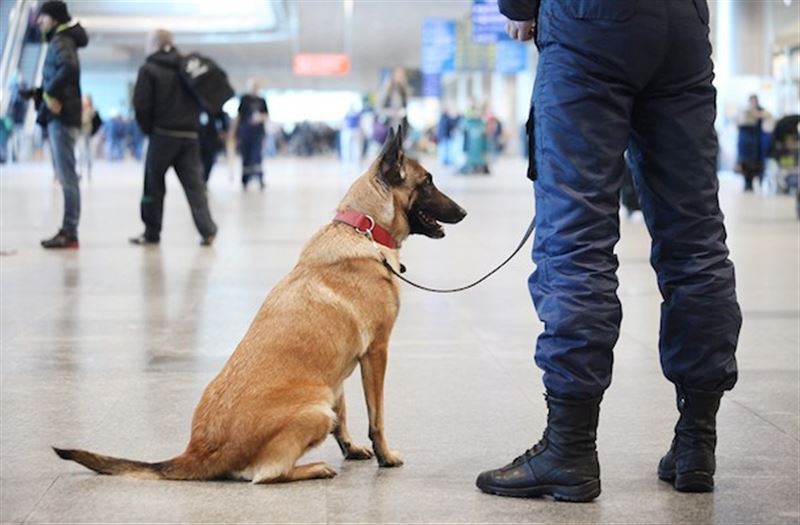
top-left (129, 29), bottom-right (217, 246)
top-left (22, 1), bottom-right (88, 248)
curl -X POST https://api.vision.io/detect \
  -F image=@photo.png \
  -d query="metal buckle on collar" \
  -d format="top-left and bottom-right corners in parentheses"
top-left (354, 215), bottom-right (376, 237)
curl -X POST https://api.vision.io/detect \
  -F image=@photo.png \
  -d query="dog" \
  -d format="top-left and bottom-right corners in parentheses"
top-left (54, 127), bottom-right (467, 484)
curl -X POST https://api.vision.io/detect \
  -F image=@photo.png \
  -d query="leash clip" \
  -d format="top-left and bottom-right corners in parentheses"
top-left (354, 215), bottom-right (376, 239)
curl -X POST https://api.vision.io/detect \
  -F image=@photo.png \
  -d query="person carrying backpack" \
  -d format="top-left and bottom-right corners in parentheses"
top-left (129, 29), bottom-right (217, 246)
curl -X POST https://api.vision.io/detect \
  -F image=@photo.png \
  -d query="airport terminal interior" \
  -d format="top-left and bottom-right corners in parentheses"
top-left (1, 1), bottom-right (799, 524)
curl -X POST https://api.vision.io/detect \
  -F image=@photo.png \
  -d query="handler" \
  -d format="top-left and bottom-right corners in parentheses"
top-left (476, 0), bottom-right (741, 501)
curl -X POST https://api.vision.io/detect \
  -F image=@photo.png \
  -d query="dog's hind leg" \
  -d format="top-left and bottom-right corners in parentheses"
top-left (251, 403), bottom-right (338, 484)
top-left (332, 393), bottom-right (374, 460)
top-left (280, 462), bottom-right (338, 482)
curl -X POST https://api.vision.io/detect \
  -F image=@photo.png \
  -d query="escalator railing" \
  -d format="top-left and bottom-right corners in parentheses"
top-left (1, 0), bottom-right (44, 114)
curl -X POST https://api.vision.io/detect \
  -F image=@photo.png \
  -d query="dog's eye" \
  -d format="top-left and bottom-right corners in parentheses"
top-left (424, 174), bottom-right (433, 186)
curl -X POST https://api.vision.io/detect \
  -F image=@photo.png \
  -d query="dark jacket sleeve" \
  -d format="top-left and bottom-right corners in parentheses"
top-left (43, 38), bottom-right (78, 99)
top-left (132, 66), bottom-right (154, 134)
top-left (498, 0), bottom-right (539, 21)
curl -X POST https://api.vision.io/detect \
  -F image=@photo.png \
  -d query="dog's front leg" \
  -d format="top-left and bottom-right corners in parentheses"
top-left (360, 340), bottom-right (403, 467)
top-left (332, 393), bottom-right (374, 460)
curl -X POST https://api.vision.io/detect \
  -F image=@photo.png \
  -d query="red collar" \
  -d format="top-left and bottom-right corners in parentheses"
top-left (333, 209), bottom-right (398, 249)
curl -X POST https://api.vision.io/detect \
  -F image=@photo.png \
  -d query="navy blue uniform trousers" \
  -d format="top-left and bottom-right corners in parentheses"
top-left (527, 0), bottom-right (741, 399)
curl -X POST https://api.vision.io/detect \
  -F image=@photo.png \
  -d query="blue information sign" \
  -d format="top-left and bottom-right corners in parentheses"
top-left (495, 40), bottom-right (529, 73)
top-left (472, 0), bottom-right (510, 44)
top-left (421, 19), bottom-right (457, 74)
top-left (421, 73), bottom-right (442, 97)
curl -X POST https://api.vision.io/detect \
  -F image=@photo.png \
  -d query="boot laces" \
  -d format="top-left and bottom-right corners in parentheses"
top-left (513, 429), bottom-right (548, 465)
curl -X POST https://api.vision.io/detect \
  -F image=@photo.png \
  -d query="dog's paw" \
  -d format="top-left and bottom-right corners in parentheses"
top-left (315, 463), bottom-right (338, 479)
top-left (345, 444), bottom-right (374, 460)
top-left (377, 450), bottom-right (404, 468)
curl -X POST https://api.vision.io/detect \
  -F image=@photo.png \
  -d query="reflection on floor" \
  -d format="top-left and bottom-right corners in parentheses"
top-left (1, 157), bottom-right (798, 524)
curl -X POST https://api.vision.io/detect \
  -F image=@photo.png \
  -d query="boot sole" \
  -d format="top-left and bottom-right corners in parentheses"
top-left (41, 243), bottom-right (79, 249)
top-left (658, 468), bottom-right (714, 493)
top-left (675, 471), bottom-right (714, 493)
top-left (477, 479), bottom-right (601, 502)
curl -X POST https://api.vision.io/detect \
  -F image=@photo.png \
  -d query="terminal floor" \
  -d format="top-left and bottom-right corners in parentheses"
top-left (1, 156), bottom-right (798, 524)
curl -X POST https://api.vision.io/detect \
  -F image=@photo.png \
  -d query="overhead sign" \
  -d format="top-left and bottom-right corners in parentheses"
top-left (456, 18), bottom-right (496, 71)
top-left (421, 18), bottom-right (456, 74)
top-left (422, 73), bottom-right (442, 98)
top-left (495, 40), bottom-right (529, 73)
top-left (472, 0), bottom-right (510, 44)
top-left (293, 54), bottom-right (351, 76)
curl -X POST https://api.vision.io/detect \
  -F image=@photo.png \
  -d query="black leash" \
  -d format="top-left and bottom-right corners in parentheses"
top-left (380, 215), bottom-right (536, 294)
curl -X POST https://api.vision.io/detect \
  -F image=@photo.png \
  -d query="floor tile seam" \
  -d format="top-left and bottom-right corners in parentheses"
top-left (0, 381), bottom-right (126, 461)
top-left (19, 473), bottom-right (60, 525)
top-left (0, 298), bottom-right (70, 351)
top-left (449, 299), bottom-right (529, 351)
top-left (479, 341), bottom-right (543, 405)
top-left (451, 298), bottom-right (543, 404)
top-left (728, 398), bottom-right (799, 442)
top-left (80, 385), bottom-right (128, 433)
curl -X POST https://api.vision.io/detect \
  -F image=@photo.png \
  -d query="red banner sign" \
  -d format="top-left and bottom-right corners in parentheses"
top-left (293, 54), bottom-right (351, 76)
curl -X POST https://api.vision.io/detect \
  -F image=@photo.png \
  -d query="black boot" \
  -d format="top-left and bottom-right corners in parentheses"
top-left (476, 395), bottom-right (601, 502)
top-left (129, 233), bottom-right (159, 246)
top-left (658, 386), bottom-right (722, 493)
top-left (41, 229), bottom-right (79, 249)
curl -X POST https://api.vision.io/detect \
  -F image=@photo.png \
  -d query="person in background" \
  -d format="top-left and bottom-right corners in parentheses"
top-left (380, 67), bottom-right (410, 131)
top-left (736, 94), bottom-right (772, 192)
top-left (477, 0), bottom-right (741, 501)
top-left (128, 117), bottom-right (145, 161)
top-left (234, 79), bottom-right (268, 191)
top-left (21, 1), bottom-right (89, 249)
top-left (129, 28), bottom-right (217, 246)
top-left (77, 95), bottom-right (99, 180)
top-left (198, 111), bottom-right (230, 185)
top-left (340, 103), bottom-right (363, 166)
top-left (104, 112), bottom-right (126, 160)
top-left (484, 108), bottom-right (504, 156)
top-left (436, 104), bottom-right (459, 167)
top-left (459, 104), bottom-right (490, 175)
top-left (7, 73), bottom-right (29, 162)
top-left (0, 116), bottom-right (11, 164)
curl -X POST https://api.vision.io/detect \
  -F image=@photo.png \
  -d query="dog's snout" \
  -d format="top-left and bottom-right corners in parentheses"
top-left (439, 202), bottom-right (467, 224)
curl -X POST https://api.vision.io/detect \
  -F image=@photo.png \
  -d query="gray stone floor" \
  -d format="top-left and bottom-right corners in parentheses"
top-left (1, 156), bottom-right (798, 524)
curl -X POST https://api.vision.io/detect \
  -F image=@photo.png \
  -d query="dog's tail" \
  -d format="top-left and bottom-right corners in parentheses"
top-left (52, 447), bottom-right (211, 480)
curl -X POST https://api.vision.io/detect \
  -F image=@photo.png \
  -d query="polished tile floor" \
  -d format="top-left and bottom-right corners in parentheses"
top-left (1, 155), bottom-right (798, 524)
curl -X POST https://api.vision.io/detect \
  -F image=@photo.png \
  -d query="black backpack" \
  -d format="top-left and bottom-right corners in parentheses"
top-left (179, 53), bottom-right (234, 115)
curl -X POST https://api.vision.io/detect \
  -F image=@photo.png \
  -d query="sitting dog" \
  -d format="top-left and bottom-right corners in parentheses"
top-left (54, 127), bottom-right (467, 483)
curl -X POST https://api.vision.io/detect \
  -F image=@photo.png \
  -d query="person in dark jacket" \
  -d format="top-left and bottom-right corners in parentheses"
top-left (198, 111), bottom-right (229, 185)
top-left (736, 95), bottom-right (772, 192)
top-left (235, 79), bottom-right (268, 190)
top-left (23, 1), bottom-right (88, 248)
top-left (475, 0), bottom-right (741, 502)
top-left (129, 29), bottom-right (217, 246)
top-left (7, 73), bottom-right (29, 163)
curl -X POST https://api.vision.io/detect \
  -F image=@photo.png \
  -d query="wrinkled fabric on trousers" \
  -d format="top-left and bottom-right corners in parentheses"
top-left (48, 120), bottom-right (81, 234)
top-left (140, 135), bottom-right (217, 240)
top-left (527, 0), bottom-right (741, 399)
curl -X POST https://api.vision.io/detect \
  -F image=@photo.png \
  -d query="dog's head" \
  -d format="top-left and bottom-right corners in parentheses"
top-left (373, 126), bottom-right (467, 239)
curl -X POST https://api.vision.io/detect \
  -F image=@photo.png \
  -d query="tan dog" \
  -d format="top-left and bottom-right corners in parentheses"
top-left (54, 127), bottom-right (466, 483)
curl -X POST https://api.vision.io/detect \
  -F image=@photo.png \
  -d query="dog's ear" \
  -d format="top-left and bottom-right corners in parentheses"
top-left (377, 126), bottom-right (405, 186)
